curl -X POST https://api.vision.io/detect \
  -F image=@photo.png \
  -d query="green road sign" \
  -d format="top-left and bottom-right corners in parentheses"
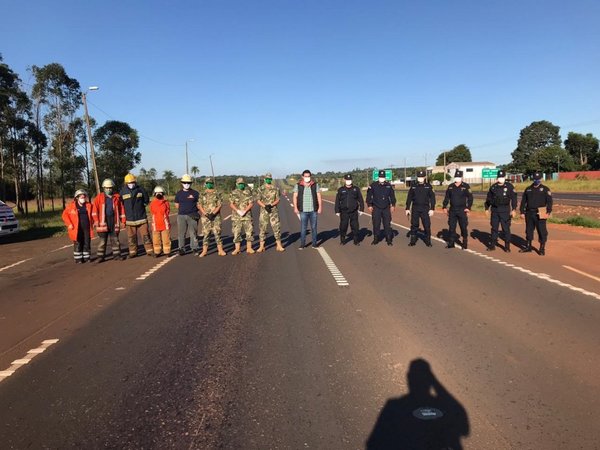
top-left (372, 169), bottom-right (394, 181)
top-left (482, 168), bottom-right (499, 179)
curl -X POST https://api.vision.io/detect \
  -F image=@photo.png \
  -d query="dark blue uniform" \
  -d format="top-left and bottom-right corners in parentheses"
top-left (520, 182), bottom-right (553, 254)
top-left (335, 185), bottom-right (365, 244)
top-left (366, 181), bottom-right (396, 244)
top-left (405, 182), bottom-right (436, 245)
top-left (485, 182), bottom-right (517, 250)
top-left (442, 182), bottom-right (473, 248)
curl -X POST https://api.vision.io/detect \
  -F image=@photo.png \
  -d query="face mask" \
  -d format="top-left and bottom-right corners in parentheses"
top-left (417, 177), bottom-right (425, 183)
top-left (265, 178), bottom-right (272, 184)
top-left (237, 183), bottom-right (245, 190)
top-left (77, 196), bottom-right (86, 205)
top-left (104, 188), bottom-right (113, 195)
top-left (378, 177), bottom-right (386, 183)
top-left (533, 179), bottom-right (541, 185)
top-left (156, 194), bottom-right (164, 199)
top-left (127, 183), bottom-right (135, 189)
top-left (497, 177), bottom-right (506, 184)
top-left (454, 177), bottom-right (462, 183)
top-left (303, 176), bottom-right (311, 183)
top-left (345, 180), bottom-right (352, 186)
top-left (182, 183), bottom-right (191, 189)
top-left (205, 183), bottom-right (214, 189)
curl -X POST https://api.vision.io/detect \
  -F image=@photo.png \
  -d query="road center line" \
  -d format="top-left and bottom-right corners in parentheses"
top-left (0, 258), bottom-right (32, 273)
top-left (0, 339), bottom-right (59, 383)
top-left (563, 265), bottom-right (600, 283)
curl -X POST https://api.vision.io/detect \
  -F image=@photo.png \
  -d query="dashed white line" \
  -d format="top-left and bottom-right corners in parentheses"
top-left (0, 339), bottom-right (59, 383)
top-left (0, 258), bottom-right (32, 273)
top-left (135, 255), bottom-right (178, 281)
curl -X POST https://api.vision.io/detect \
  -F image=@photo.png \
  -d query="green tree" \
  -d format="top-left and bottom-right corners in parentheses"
top-left (93, 120), bottom-right (141, 184)
top-left (510, 120), bottom-right (561, 174)
top-left (31, 63), bottom-right (81, 209)
top-left (162, 170), bottom-right (175, 196)
top-left (435, 144), bottom-right (473, 166)
top-left (190, 165), bottom-right (199, 183)
top-left (536, 146), bottom-right (575, 174)
top-left (564, 132), bottom-right (599, 170)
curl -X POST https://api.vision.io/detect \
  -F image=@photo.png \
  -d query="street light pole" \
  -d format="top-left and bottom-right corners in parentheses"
top-left (209, 153), bottom-right (216, 181)
top-left (185, 139), bottom-right (194, 174)
top-left (82, 86), bottom-right (100, 195)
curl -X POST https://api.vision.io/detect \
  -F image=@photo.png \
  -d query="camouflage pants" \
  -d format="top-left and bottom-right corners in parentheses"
top-left (200, 215), bottom-right (223, 246)
top-left (231, 217), bottom-right (254, 243)
top-left (259, 209), bottom-right (281, 241)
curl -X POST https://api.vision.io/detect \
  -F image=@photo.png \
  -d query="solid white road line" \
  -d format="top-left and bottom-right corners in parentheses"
top-left (0, 258), bottom-right (32, 273)
top-left (563, 265), bottom-right (600, 283)
top-left (0, 339), bottom-right (59, 383)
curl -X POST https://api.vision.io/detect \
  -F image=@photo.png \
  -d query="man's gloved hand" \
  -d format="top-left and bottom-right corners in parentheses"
top-left (265, 204), bottom-right (272, 213)
top-left (237, 209), bottom-right (245, 217)
top-left (207, 213), bottom-right (215, 221)
top-left (335, 213), bottom-right (340, 217)
top-left (428, 210), bottom-right (434, 217)
top-left (485, 209), bottom-right (490, 218)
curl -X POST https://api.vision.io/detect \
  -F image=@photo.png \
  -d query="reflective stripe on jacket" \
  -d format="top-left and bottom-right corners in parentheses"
top-left (150, 198), bottom-right (171, 232)
top-left (62, 201), bottom-right (95, 241)
top-left (92, 193), bottom-right (126, 233)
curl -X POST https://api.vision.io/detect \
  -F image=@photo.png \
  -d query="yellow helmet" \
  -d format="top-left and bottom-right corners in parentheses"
top-left (101, 178), bottom-right (115, 188)
top-left (124, 173), bottom-right (136, 183)
top-left (181, 174), bottom-right (193, 183)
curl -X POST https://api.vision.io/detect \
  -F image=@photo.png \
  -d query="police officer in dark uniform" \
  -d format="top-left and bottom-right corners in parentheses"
top-left (442, 170), bottom-right (473, 249)
top-left (484, 169), bottom-right (518, 252)
top-left (366, 170), bottom-right (396, 246)
top-left (405, 170), bottom-right (436, 247)
top-left (335, 174), bottom-right (365, 245)
top-left (519, 171), bottom-right (553, 255)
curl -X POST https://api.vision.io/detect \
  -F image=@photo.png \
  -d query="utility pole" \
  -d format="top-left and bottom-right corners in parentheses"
top-left (403, 158), bottom-right (407, 186)
top-left (185, 141), bottom-right (189, 174)
top-left (209, 153), bottom-right (216, 186)
top-left (82, 87), bottom-right (100, 195)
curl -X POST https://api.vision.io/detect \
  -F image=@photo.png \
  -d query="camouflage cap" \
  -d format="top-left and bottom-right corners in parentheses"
top-left (204, 177), bottom-right (213, 184)
top-left (236, 177), bottom-right (244, 184)
top-left (264, 172), bottom-right (272, 179)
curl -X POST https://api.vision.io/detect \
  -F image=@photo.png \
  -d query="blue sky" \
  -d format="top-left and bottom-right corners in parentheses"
top-left (2, 0), bottom-right (599, 178)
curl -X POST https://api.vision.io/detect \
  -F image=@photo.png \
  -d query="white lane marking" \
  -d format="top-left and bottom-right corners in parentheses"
top-left (0, 339), bottom-right (59, 383)
top-left (321, 198), bottom-right (600, 300)
top-left (0, 258), bottom-right (32, 273)
top-left (563, 265), bottom-right (600, 283)
top-left (135, 254), bottom-right (178, 281)
top-left (50, 244), bottom-right (72, 253)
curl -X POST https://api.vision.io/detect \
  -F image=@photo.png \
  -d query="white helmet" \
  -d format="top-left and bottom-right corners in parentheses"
top-left (153, 186), bottom-right (166, 195)
top-left (181, 174), bottom-right (193, 183)
top-left (101, 178), bottom-right (115, 188)
top-left (74, 189), bottom-right (88, 199)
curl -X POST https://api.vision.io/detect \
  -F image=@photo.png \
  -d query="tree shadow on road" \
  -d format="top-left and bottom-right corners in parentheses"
top-left (366, 358), bottom-right (469, 450)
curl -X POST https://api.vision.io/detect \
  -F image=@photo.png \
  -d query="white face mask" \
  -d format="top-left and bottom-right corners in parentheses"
top-left (127, 183), bottom-right (135, 189)
top-left (454, 177), bottom-right (462, 183)
top-left (497, 177), bottom-right (506, 184)
top-left (77, 197), bottom-right (86, 205)
top-left (345, 180), bottom-right (352, 186)
top-left (303, 176), bottom-right (311, 183)
top-left (417, 177), bottom-right (425, 183)
top-left (182, 183), bottom-right (191, 189)
top-left (378, 177), bottom-right (386, 183)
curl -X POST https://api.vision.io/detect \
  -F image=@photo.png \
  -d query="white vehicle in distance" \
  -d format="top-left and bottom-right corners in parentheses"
top-left (0, 200), bottom-right (19, 236)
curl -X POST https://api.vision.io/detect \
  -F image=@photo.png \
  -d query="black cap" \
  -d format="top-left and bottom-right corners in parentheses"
top-left (378, 170), bottom-right (386, 178)
top-left (533, 171), bottom-right (542, 180)
top-left (344, 174), bottom-right (352, 180)
top-left (455, 170), bottom-right (463, 177)
top-left (417, 170), bottom-right (426, 177)
top-left (497, 170), bottom-right (506, 178)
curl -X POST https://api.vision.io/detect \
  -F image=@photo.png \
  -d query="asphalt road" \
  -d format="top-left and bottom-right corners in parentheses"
top-left (1, 197), bottom-right (599, 449)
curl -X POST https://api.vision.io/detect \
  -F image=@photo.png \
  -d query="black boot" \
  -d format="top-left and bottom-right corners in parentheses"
top-left (504, 241), bottom-right (511, 253)
top-left (486, 240), bottom-right (496, 251)
top-left (519, 240), bottom-right (532, 253)
top-left (340, 234), bottom-right (346, 245)
top-left (371, 236), bottom-right (379, 245)
top-left (462, 238), bottom-right (468, 250)
top-left (353, 235), bottom-right (360, 246)
top-left (408, 235), bottom-right (417, 247)
top-left (539, 242), bottom-right (546, 256)
top-left (446, 241), bottom-right (455, 249)
top-left (425, 236), bottom-right (432, 247)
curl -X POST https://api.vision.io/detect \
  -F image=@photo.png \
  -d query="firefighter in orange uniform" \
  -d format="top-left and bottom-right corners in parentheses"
top-left (92, 179), bottom-right (126, 262)
top-left (62, 189), bottom-right (95, 263)
top-left (150, 186), bottom-right (172, 257)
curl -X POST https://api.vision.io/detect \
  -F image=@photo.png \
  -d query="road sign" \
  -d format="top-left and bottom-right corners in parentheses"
top-left (482, 168), bottom-right (499, 179)
top-left (372, 169), bottom-right (394, 181)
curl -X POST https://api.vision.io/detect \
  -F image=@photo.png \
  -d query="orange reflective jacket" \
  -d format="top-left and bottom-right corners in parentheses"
top-left (150, 198), bottom-right (171, 232)
top-left (92, 193), bottom-right (126, 232)
top-left (62, 201), bottom-right (95, 241)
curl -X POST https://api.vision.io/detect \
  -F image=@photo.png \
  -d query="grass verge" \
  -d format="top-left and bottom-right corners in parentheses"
top-left (548, 216), bottom-right (600, 228)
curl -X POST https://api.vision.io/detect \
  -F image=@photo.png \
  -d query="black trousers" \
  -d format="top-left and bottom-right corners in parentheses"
top-left (74, 225), bottom-right (91, 261)
top-left (448, 209), bottom-right (468, 244)
top-left (410, 209), bottom-right (431, 237)
top-left (490, 210), bottom-right (511, 243)
top-left (525, 212), bottom-right (548, 243)
top-left (339, 210), bottom-right (359, 238)
top-left (372, 207), bottom-right (392, 242)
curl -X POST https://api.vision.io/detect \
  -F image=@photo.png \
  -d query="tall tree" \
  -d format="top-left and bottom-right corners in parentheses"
top-left (190, 165), bottom-right (199, 183)
top-left (536, 146), bottom-right (575, 174)
top-left (93, 120), bottom-right (141, 185)
top-left (435, 144), bottom-right (473, 166)
top-left (31, 63), bottom-right (81, 209)
top-left (510, 120), bottom-right (561, 174)
top-left (564, 132), bottom-right (599, 170)
top-left (162, 170), bottom-right (175, 196)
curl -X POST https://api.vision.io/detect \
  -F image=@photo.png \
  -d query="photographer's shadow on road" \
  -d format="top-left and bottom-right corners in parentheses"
top-left (366, 358), bottom-right (469, 450)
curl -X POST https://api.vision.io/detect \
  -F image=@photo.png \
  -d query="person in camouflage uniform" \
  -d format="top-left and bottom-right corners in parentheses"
top-left (255, 172), bottom-right (285, 252)
top-left (197, 178), bottom-right (227, 257)
top-left (229, 177), bottom-right (255, 255)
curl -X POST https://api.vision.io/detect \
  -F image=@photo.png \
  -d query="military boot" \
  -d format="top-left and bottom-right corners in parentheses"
top-left (232, 243), bottom-right (241, 255)
top-left (217, 244), bottom-right (227, 256)
top-left (353, 236), bottom-right (360, 246)
top-left (371, 236), bottom-right (379, 245)
top-left (199, 245), bottom-right (209, 258)
top-left (408, 235), bottom-right (417, 246)
top-left (256, 241), bottom-right (266, 253)
top-left (276, 240), bottom-right (285, 252)
top-left (504, 241), bottom-right (511, 253)
top-left (487, 240), bottom-right (496, 251)
top-left (462, 237), bottom-right (468, 250)
top-left (340, 234), bottom-right (346, 245)
top-left (539, 242), bottom-right (546, 256)
top-left (425, 236), bottom-right (433, 247)
top-left (519, 241), bottom-right (532, 253)
top-left (246, 242), bottom-right (255, 254)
